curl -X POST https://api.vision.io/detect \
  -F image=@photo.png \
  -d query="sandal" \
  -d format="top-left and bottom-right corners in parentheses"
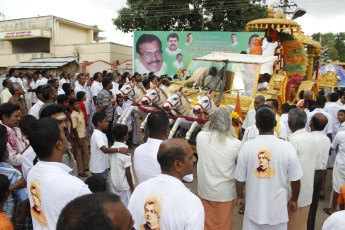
top-left (78, 172), bottom-right (88, 178)
top-left (323, 208), bottom-right (334, 216)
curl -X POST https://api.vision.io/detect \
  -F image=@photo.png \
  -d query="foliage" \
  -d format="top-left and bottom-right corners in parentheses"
top-left (113, 0), bottom-right (268, 33)
top-left (311, 32), bottom-right (345, 63)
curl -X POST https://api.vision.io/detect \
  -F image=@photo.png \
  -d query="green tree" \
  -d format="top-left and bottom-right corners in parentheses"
top-left (311, 32), bottom-right (345, 63)
top-left (113, 0), bottom-right (268, 33)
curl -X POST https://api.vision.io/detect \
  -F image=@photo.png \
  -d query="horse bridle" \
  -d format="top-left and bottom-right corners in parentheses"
top-left (144, 85), bottom-right (161, 104)
top-left (166, 91), bottom-right (183, 110)
top-left (195, 93), bottom-right (215, 116)
top-left (119, 82), bottom-right (134, 97)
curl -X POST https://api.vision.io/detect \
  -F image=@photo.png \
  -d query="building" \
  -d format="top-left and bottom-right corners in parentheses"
top-left (0, 15), bottom-right (132, 75)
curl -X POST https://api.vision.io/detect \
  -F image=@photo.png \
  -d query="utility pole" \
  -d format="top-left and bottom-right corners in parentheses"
top-left (201, 0), bottom-right (204, 31)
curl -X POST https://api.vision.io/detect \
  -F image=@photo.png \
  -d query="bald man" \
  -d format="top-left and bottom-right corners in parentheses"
top-left (128, 139), bottom-right (204, 230)
top-left (308, 113), bottom-right (331, 230)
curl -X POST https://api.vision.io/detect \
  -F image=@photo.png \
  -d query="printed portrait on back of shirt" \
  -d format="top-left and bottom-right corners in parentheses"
top-left (30, 178), bottom-right (48, 227)
top-left (254, 146), bottom-right (276, 179)
top-left (140, 192), bottom-right (162, 230)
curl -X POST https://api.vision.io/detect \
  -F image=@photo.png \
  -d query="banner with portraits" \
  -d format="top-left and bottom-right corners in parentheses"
top-left (133, 31), bottom-right (264, 77)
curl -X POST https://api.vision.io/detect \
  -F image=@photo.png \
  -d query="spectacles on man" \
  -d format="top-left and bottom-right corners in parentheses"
top-left (140, 50), bottom-right (163, 58)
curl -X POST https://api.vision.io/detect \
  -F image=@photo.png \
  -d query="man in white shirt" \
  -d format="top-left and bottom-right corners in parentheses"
top-left (134, 111), bottom-right (169, 184)
top-left (9, 68), bottom-right (19, 83)
top-left (287, 108), bottom-right (318, 230)
top-left (27, 118), bottom-right (91, 230)
top-left (280, 103), bottom-right (292, 139)
top-left (74, 74), bottom-right (90, 111)
top-left (236, 107), bottom-right (303, 230)
top-left (173, 53), bottom-right (184, 69)
top-left (231, 33), bottom-right (239, 46)
top-left (28, 86), bottom-right (45, 119)
top-left (28, 73), bottom-right (40, 105)
top-left (75, 74), bottom-right (92, 138)
top-left (260, 36), bottom-right (278, 75)
top-left (135, 34), bottom-right (167, 76)
top-left (324, 93), bottom-right (342, 169)
top-left (37, 70), bottom-right (50, 86)
top-left (325, 129), bottom-right (345, 215)
top-left (165, 33), bottom-right (181, 56)
top-left (242, 95), bottom-right (265, 130)
top-left (0, 79), bottom-right (13, 103)
top-left (128, 138), bottom-right (204, 230)
top-left (197, 107), bottom-right (241, 229)
top-left (90, 72), bottom-right (103, 117)
top-left (324, 93), bottom-right (342, 136)
top-left (18, 72), bottom-right (27, 94)
top-left (110, 74), bottom-right (119, 101)
top-left (58, 72), bottom-right (70, 90)
top-left (307, 113), bottom-right (331, 230)
top-left (305, 95), bottom-right (333, 139)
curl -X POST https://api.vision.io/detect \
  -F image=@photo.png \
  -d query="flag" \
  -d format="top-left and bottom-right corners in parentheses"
top-left (234, 91), bottom-right (242, 119)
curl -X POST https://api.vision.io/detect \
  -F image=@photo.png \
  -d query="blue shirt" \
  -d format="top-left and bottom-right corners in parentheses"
top-left (0, 162), bottom-right (28, 223)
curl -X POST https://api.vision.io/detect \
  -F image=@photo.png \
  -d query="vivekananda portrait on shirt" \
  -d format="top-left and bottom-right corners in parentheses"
top-left (30, 178), bottom-right (48, 227)
top-left (254, 146), bottom-right (276, 179)
top-left (140, 192), bottom-right (163, 230)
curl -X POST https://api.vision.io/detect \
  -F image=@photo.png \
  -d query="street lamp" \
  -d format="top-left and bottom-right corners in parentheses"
top-left (291, 8), bottom-right (306, 20)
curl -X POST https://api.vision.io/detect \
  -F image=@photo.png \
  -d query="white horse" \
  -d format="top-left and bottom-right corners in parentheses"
top-left (187, 88), bottom-right (218, 139)
top-left (140, 84), bottom-right (173, 130)
top-left (117, 80), bottom-right (149, 125)
top-left (193, 88), bottom-right (217, 118)
top-left (163, 87), bottom-right (202, 140)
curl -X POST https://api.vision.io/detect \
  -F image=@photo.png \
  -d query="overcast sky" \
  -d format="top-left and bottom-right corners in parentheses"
top-left (0, 0), bottom-right (344, 46)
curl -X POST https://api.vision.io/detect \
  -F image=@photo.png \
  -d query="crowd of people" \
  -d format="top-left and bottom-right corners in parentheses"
top-left (0, 68), bottom-right (345, 230)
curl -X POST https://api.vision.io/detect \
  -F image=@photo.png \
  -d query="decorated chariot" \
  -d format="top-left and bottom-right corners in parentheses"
top-left (117, 5), bottom-right (324, 143)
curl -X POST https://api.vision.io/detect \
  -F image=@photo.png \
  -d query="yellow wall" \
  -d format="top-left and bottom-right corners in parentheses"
top-left (0, 41), bottom-right (12, 55)
top-left (110, 43), bottom-right (133, 62)
top-left (54, 42), bottom-right (132, 64)
top-left (0, 53), bottom-right (53, 67)
top-left (56, 22), bottom-right (92, 45)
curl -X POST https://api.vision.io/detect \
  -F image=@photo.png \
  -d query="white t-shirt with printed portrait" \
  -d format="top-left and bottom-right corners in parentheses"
top-left (128, 174), bottom-right (204, 230)
top-left (90, 129), bottom-right (109, 173)
top-left (27, 161), bottom-right (91, 230)
top-left (235, 135), bottom-right (303, 225)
